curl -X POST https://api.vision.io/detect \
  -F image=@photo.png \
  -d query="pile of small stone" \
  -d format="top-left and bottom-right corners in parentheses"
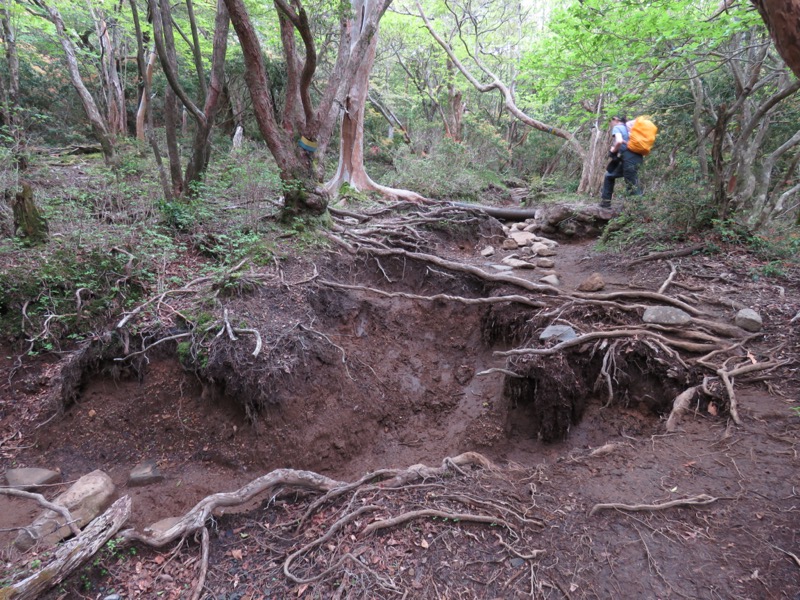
top-left (480, 221), bottom-right (561, 285)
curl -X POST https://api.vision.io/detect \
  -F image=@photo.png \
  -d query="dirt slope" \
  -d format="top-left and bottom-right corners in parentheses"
top-left (1, 209), bottom-right (799, 599)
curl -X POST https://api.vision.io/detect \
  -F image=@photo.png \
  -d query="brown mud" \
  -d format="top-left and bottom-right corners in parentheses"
top-left (1, 219), bottom-right (799, 599)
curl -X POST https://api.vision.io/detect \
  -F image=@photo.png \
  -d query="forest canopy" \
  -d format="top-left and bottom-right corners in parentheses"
top-left (0, 0), bottom-right (798, 232)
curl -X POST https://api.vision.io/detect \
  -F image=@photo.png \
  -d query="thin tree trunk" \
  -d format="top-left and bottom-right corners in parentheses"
top-left (183, 0), bottom-right (229, 190)
top-left (36, 0), bottom-right (116, 164)
top-left (325, 0), bottom-right (423, 202)
top-left (1, 1), bottom-right (25, 168)
top-left (128, 0), bottom-right (170, 200)
top-left (135, 50), bottom-right (156, 142)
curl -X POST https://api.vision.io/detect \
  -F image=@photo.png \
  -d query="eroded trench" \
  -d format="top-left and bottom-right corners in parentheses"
top-left (15, 225), bottom-right (688, 532)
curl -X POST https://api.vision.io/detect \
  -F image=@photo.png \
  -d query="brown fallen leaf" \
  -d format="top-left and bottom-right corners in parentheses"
top-left (231, 548), bottom-right (243, 560)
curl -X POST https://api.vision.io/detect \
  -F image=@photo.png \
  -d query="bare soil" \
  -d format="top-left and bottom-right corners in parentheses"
top-left (1, 211), bottom-right (799, 599)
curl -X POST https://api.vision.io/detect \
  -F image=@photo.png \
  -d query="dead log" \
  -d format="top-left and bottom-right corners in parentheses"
top-left (0, 496), bottom-right (131, 600)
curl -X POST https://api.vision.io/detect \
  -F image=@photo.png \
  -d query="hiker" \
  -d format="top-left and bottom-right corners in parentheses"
top-left (600, 116), bottom-right (643, 208)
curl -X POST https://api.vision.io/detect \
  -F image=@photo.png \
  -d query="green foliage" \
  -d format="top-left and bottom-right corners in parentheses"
top-left (381, 138), bottom-right (490, 200)
top-left (0, 240), bottom-right (147, 348)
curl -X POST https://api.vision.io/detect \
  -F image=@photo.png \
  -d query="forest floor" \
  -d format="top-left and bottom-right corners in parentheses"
top-left (1, 164), bottom-right (799, 599)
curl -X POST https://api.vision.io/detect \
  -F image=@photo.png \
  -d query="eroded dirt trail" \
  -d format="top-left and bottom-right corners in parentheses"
top-left (2, 216), bottom-right (799, 599)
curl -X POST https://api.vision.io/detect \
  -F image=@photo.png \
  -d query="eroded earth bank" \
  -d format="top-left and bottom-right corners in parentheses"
top-left (2, 204), bottom-right (799, 599)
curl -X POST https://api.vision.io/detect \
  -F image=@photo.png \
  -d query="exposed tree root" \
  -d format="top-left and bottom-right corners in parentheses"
top-left (665, 385), bottom-right (702, 432)
top-left (121, 469), bottom-right (345, 546)
top-left (589, 494), bottom-right (719, 517)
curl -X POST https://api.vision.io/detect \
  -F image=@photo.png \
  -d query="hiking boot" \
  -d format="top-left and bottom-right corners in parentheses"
top-left (599, 200), bottom-right (611, 209)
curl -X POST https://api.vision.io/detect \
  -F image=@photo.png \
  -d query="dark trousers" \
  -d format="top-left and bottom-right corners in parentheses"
top-left (601, 149), bottom-right (643, 200)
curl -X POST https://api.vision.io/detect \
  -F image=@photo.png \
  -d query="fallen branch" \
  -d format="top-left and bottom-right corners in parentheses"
top-left (589, 493), bottom-right (718, 516)
top-left (2, 496), bottom-right (131, 600)
top-left (0, 488), bottom-right (82, 537)
top-left (623, 244), bottom-right (705, 267)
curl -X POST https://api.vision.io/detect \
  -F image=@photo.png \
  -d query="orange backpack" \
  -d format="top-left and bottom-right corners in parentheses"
top-left (627, 116), bottom-right (658, 156)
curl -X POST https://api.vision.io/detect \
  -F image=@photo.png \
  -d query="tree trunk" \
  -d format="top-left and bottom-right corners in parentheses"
top-left (38, 1), bottom-right (116, 165)
top-left (151, 0), bottom-right (185, 197)
top-left (751, 0), bottom-right (800, 79)
top-left (325, 3), bottom-right (424, 202)
top-left (11, 182), bottom-right (48, 244)
top-left (128, 0), bottom-right (171, 200)
top-left (135, 50), bottom-right (157, 142)
top-left (90, 11), bottom-right (126, 136)
top-left (183, 0), bottom-right (229, 191)
top-left (1, 3), bottom-right (25, 168)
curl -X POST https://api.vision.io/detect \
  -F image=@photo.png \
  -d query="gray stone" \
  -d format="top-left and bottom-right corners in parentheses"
top-left (501, 257), bottom-right (535, 269)
top-left (536, 235), bottom-right (559, 248)
top-left (144, 516), bottom-right (183, 537)
top-left (535, 258), bottom-right (555, 269)
top-left (5, 468), bottom-right (61, 490)
top-left (501, 238), bottom-right (519, 250)
top-left (577, 272), bottom-right (605, 292)
top-left (508, 231), bottom-right (537, 246)
top-left (480, 246), bottom-right (495, 257)
top-left (540, 325), bottom-right (578, 343)
top-left (14, 469), bottom-right (115, 551)
top-left (128, 460), bottom-right (163, 487)
top-left (530, 242), bottom-right (557, 256)
top-left (518, 246), bottom-right (533, 256)
top-left (540, 275), bottom-right (560, 286)
top-left (510, 557), bottom-right (526, 568)
top-left (735, 308), bottom-right (763, 332)
top-left (488, 264), bottom-right (514, 272)
top-left (642, 306), bottom-right (692, 326)
top-left (103, 595), bottom-right (122, 600)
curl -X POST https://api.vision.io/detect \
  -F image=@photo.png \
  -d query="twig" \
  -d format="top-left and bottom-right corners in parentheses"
top-left (589, 493), bottom-right (719, 516)
top-left (623, 244), bottom-right (704, 267)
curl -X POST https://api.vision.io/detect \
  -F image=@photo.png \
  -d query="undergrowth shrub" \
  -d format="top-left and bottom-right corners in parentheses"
top-left (599, 165), bottom-right (715, 249)
top-left (380, 137), bottom-right (488, 200)
top-left (0, 240), bottom-right (148, 350)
